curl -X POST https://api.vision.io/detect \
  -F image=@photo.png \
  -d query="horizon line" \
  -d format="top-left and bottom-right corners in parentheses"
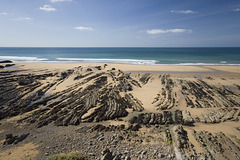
top-left (0, 46), bottom-right (240, 48)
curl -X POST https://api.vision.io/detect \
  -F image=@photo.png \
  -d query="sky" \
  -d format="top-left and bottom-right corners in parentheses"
top-left (0, 0), bottom-right (240, 47)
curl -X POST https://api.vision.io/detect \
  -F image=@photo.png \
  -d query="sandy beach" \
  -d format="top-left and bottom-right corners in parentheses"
top-left (0, 62), bottom-right (240, 160)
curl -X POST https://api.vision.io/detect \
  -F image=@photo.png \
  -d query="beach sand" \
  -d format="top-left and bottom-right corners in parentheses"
top-left (0, 62), bottom-right (240, 160)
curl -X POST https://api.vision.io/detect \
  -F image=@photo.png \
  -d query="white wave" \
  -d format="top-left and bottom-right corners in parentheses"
top-left (178, 63), bottom-right (240, 66)
top-left (56, 58), bottom-right (157, 65)
top-left (0, 56), bottom-right (48, 62)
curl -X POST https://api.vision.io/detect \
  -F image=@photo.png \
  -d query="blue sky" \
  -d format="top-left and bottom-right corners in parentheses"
top-left (0, 0), bottom-right (240, 47)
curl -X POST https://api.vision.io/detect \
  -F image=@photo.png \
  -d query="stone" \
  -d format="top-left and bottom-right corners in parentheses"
top-left (3, 133), bottom-right (29, 145)
top-left (182, 110), bottom-right (194, 125)
top-left (101, 148), bottom-right (113, 160)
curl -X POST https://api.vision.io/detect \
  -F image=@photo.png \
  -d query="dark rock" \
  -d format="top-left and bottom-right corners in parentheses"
top-left (60, 70), bottom-right (74, 79)
top-left (87, 68), bottom-right (93, 71)
top-left (139, 73), bottom-right (151, 85)
top-left (129, 113), bottom-right (165, 125)
top-left (90, 124), bottom-right (107, 132)
top-left (131, 124), bottom-right (141, 131)
top-left (174, 110), bottom-right (194, 125)
top-left (101, 148), bottom-right (113, 160)
top-left (129, 116), bottom-right (138, 124)
top-left (5, 64), bottom-right (15, 67)
top-left (175, 110), bottom-right (183, 124)
top-left (113, 155), bottom-right (121, 160)
top-left (95, 66), bottom-right (102, 70)
top-left (0, 60), bottom-right (13, 63)
top-left (3, 133), bottom-right (29, 145)
top-left (0, 65), bottom-right (4, 69)
top-left (18, 77), bottom-right (34, 85)
top-left (163, 111), bottom-right (173, 124)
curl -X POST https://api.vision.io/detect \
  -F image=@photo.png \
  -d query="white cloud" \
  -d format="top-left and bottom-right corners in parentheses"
top-left (146, 29), bottom-right (192, 35)
top-left (234, 8), bottom-right (240, 12)
top-left (50, 0), bottom-right (72, 2)
top-left (171, 10), bottom-right (196, 14)
top-left (74, 26), bottom-right (94, 31)
top-left (14, 17), bottom-right (32, 21)
top-left (40, 5), bottom-right (56, 12)
top-left (0, 12), bottom-right (8, 15)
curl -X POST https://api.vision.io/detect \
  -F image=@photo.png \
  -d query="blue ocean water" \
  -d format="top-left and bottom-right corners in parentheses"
top-left (0, 47), bottom-right (240, 65)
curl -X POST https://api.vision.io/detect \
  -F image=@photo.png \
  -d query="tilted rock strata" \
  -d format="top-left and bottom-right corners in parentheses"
top-left (0, 67), bottom-right (145, 127)
top-left (129, 110), bottom-right (194, 126)
top-left (180, 79), bottom-right (240, 108)
top-left (197, 108), bottom-right (238, 123)
top-left (152, 75), bottom-right (177, 110)
top-left (192, 130), bottom-right (240, 160)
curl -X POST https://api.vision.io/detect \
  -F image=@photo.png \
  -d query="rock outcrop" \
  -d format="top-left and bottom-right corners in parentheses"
top-left (130, 110), bottom-right (194, 126)
top-left (197, 108), bottom-right (238, 123)
top-left (0, 68), bottom-right (145, 127)
top-left (180, 79), bottom-right (240, 108)
top-left (192, 130), bottom-right (240, 160)
top-left (152, 75), bottom-right (177, 110)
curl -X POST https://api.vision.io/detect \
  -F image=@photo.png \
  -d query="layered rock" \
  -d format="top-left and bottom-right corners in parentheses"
top-left (152, 75), bottom-right (177, 110)
top-left (180, 79), bottom-right (240, 108)
top-left (0, 68), bottom-right (145, 127)
top-left (130, 110), bottom-right (194, 126)
top-left (172, 126), bottom-right (197, 159)
top-left (197, 108), bottom-right (238, 123)
top-left (139, 73), bottom-right (151, 85)
top-left (192, 130), bottom-right (240, 160)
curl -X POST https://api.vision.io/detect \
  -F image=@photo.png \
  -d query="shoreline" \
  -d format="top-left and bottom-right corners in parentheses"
top-left (7, 61), bottom-right (240, 66)
top-left (11, 62), bottom-right (240, 73)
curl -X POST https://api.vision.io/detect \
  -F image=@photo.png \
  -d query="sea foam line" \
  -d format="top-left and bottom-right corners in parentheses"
top-left (178, 63), bottom-right (240, 66)
top-left (56, 58), bottom-right (157, 65)
top-left (0, 56), bottom-right (48, 61)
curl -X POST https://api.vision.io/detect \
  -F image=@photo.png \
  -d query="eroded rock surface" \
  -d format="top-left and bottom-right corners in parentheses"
top-left (0, 64), bottom-right (240, 160)
top-left (130, 110), bottom-right (194, 126)
top-left (197, 108), bottom-right (238, 123)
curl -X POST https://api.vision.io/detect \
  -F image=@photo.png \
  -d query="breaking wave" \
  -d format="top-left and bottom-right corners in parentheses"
top-left (0, 56), bottom-right (48, 62)
top-left (56, 58), bottom-right (157, 65)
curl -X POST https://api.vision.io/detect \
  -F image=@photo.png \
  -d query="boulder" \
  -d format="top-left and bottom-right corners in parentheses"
top-left (3, 133), bottom-right (29, 145)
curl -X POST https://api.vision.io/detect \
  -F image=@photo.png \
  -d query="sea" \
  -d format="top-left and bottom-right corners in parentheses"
top-left (0, 47), bottom-right (240, 65)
